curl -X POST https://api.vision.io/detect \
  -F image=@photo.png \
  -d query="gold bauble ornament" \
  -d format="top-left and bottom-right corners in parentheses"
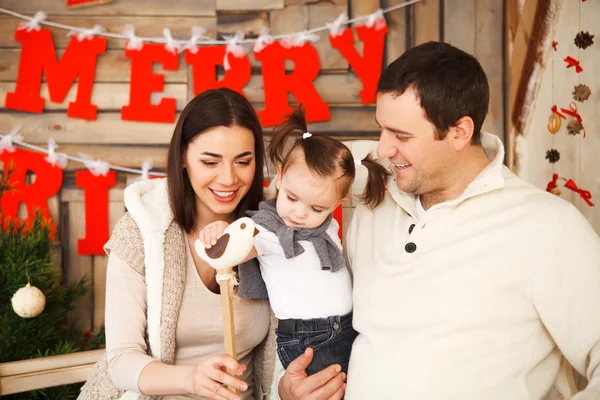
top-left (11, 282), bottom-right (46, 318)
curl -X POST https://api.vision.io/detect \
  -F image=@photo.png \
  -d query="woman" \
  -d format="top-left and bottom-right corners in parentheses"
top-left (79, 88), bottom-right (274, 400)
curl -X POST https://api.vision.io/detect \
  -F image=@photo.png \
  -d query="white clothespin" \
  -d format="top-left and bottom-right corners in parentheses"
top-left (281, 30), bottom-right (319, 49)
top-left (140, 158), bottom-right (154, 181)
top-left (128, 158), bottom-right (154, 185)
top-left (45, 138), bottom-right (68, 169)
top-left (17, 11), bottom-right (47, 32)
top-left (162, 28), bottom-right (181, 55)
top-left (78, 153), bottom-right (111, 177)
top-left (363, 9), bottom-right (387, 30)
top-left (223, 31), bottom-right (246, 71)
top-left (184, 26), bottom-right (209, 54)
top-left (326, 13), bottom-right (349, 37)
top-left (123, 24), bottom-right (144, 51)
top-left (253, 27), bottom-right (275, 53)
top-left (68, 24), bottom-right (106, 41)
top-left (0, 126), bottom-right (24, 154)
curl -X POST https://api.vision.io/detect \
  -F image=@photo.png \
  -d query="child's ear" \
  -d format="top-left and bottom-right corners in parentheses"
top-left (275, 165), bottom-right (282, 190)
top-left (336, 196), bottom-right (349, 208)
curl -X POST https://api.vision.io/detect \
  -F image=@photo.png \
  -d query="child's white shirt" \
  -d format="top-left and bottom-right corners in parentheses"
top-left (253, 219), bottom-right (353, 320)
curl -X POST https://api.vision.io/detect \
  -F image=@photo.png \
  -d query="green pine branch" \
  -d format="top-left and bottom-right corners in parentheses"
top-left (1, 165), bottom-right (93, 399)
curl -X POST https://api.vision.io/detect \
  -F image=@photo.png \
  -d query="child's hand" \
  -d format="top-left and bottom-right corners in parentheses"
top-left (199, 221), bottom-right (229, 248)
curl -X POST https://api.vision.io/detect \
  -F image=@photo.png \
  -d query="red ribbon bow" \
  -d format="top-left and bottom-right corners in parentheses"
top-left (551, 105), bottom-right (566, 119)
top-left (552, 41), bottom-right (558, 51)
top-left (546, 173), bottom-right (559, 193)
top-left (564, 56), bottom-right (583, 73)
top-left (564, 179), bottom-right (594, 207)
top-left (560, 102), bottom-right (586, 137)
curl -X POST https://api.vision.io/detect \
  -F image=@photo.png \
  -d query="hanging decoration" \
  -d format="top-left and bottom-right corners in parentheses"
top-left (329, 22), bottom-right (388, 105)
top-left (542, 3), bottom-right (594, 209)
top-left (574, 31), bottom-right (594, 49)
top-left (567, 119), bottom-right (583, 136)
top-left (5, 28), bottom-right (107, 120)
top-left (572, 83), bottom-right (591, 102)
top-left (12, 282), bottom-right (46, 318)
top-left (121, 43), bottom-right (179, 123)
top-left (545, 174), bottom-right (594, 207)
top-left (0, 128), bottom-right (349, 252)
top-left (66, 0), bottom-right (112, 8)
top-left (545, 149), bottom-right (560, 163)
top-left (547, 108), bottom-right (562, 134)
top-left (0, 128), bottom-right (165, 254)
top-left (546, 174), bottom-right (561, 196)
top-left (256, 41), bottom-right (331, 126)
top-left (564, 178), bottom-right (594, 207)
top-left (0, 1), bottom-right (421, 126)
top-left (76, 170), bottom-right (117, 255)
top-left (0, 148), bottom-right (63, 237)
top-left (564, 56), bottom-right (583, 73)
top-left (561, 103), bottom-right (586, 137)
top-left (185, 45), bottom-right (251, 97)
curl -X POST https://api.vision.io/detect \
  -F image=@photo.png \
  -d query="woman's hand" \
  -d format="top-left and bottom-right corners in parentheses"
top-left (278, 348), bottom-right (346, 400)
top-left (199, 221), bottom-right (229, 248)
top-left (188, 354), bottom-right (249, 400)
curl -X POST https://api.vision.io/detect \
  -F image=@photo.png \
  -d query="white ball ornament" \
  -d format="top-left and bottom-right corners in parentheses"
top-left (11, 282), bottom-right (46, 318)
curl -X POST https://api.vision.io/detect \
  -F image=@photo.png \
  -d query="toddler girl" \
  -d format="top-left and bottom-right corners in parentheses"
top-left (198, 108), bottom-right (389, 376)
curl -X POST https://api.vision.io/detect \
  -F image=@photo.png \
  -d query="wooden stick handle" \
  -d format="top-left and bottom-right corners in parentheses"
top-left (219, 279), bottom-right (237, 394)
top-left (220, 279), bottom-right (237, 360)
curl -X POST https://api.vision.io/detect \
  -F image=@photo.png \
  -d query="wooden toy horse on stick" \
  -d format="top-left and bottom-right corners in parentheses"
top-left (194, 217), bottom-right (259, 385)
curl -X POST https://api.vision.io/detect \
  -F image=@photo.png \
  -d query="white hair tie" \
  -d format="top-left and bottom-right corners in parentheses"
top-left (354, 159), bottom-right (362, 167)
top-left (302, 132), bottom-right (312, 139)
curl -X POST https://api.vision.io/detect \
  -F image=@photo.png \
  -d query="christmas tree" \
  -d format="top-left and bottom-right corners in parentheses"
top-left (0, 163), bottom-right (94, 399)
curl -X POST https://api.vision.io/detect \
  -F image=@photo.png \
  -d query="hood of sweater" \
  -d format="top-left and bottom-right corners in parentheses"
top-left (123, 177), bottom-right (173, 360)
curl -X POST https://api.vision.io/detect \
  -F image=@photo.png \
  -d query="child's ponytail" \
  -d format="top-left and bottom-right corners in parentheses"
top-left (268, 108), bottom-right (308, 167)
top-left (357, 153), bottom-right (391, 209)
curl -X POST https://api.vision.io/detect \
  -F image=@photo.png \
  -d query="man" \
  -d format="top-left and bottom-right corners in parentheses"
top-left (343, 41), bottom-right (600, 399)
top-left (278, 41), bottom-right (600, 399)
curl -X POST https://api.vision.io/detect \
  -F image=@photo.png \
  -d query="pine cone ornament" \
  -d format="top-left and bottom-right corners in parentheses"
top-left (573, 84), bottom-right (591, 102)
top-left (567, 119), bottom-right (583, 136)
top-left (545, 149), bottom-right (560, 163)
top-left (574, 31), bottom-right (594, 49)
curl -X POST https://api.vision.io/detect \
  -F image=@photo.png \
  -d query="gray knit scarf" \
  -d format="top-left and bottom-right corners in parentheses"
top-left (237, 199), bottom-right (345, 299)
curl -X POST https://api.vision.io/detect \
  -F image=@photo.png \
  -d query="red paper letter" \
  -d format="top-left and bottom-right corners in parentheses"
top-left (185, 47), bottom-right (251, 97)
top-left (333, 205), bottom-right (343, 240)
top-left (0, 149), bottom-right (63, 237)
top-left (5, 28), bottom-right (106, 120)
top-left (76, 170), bottom-right (117, 255)
top-left (329, 25), bottom-right (388, 105)
top-left (121, 44), bottom-right (178, 123)
top-left (255, 43), bottom-right (330, 127)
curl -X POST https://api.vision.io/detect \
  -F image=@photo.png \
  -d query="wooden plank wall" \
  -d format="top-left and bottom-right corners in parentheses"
top-left (0, 0), bottom-right (505, 334)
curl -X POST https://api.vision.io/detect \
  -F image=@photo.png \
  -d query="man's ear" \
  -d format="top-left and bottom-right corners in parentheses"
top-left (450, 116), bottom-right (475, 151)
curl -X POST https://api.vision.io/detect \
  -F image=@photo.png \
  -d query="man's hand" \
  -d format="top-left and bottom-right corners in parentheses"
top-left (278, 348), bottom-right (346, 400)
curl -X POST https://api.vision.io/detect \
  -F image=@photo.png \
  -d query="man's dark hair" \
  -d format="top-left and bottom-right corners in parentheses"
top-left (377, 41), bottom-right (489, 145)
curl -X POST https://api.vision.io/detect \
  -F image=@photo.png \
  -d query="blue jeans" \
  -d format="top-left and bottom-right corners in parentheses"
top-left (275, 311), bottom-right (357, 376)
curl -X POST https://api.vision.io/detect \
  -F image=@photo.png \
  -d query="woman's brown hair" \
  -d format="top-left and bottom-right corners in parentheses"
top-left (167, 88), bottom-right (265, 232)
top-left (268, 108), bottom-right (389, 208)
